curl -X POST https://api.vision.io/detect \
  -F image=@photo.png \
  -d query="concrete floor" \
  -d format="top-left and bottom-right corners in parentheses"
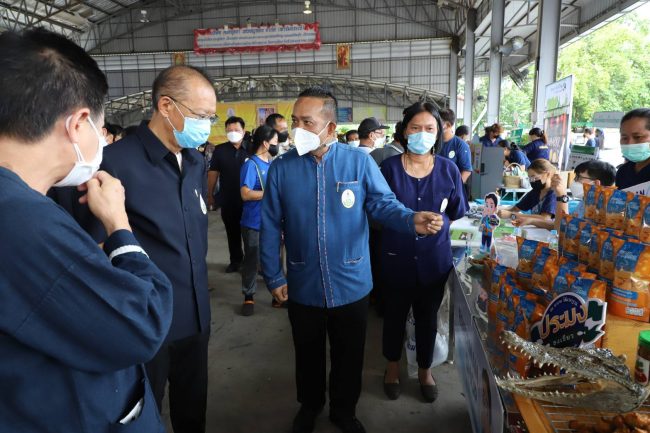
top-left (163, 214), bottom-right (472, 433)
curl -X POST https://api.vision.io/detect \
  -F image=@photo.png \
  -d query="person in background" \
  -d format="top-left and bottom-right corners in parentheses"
top-left (0, 28), bottom-right (173, 433)
top-left (455, 125), bottom-right (471, 143)
top-left (583, 128), bottom-right (596, 147)
top-left (479, 123), bottom-right (504, 147)
top-left (615, 108), bottom-right (650, 190)
top-left (102, 122), bottom-right (124, 144)
top-left (371, 123), bottom-right (404, 166)
top-left (208, 116), bottom-right (249, 273)
top-left (345, 129), bottom-right (360, 147)
top-left (438, 108), bottom-right (472, 183)
top-left (513, 160), bottom-right (616, 229)
top-left (595, 128), bottom-right (605, 149)
top-left (122, 124), bottom-right (139, 137)
top-left (358, 117), bottom-right (389, 154)
top-left (498, 159), bottom-right (561, 222)
top-left (521, 127), bottom-right (550, 161)
top-left (260, 86), bottom-right (443, 433)
top-left (380, 102), bottom-right (468, 403)
top-left (239, 125), bottom-right (279, 316)
top-left (499, 141), bottom-right (530, 169)
top-left (266, 113), bottom-right (291, 154)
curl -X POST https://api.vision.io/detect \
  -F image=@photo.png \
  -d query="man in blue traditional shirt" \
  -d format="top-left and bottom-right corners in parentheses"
top-left (438, 108), bottom-right (472, 183)
top-left (260, 87), bottom-right (443, 433)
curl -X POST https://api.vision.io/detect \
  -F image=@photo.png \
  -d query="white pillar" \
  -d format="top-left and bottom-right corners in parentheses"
top-left (486, 0), bottom-right (505, 124)
top-left (463, 8), bottom-right (477, 131)
top-left (532, 0), bottom-right (562, 126)
top-left (449, 38), bottom-right (459, 112)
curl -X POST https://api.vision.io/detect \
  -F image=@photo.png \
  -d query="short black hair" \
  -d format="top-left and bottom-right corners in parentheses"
top-left (345, 130), bottom-right (358, 142)
top-left (439, 108), bottom-right (456, 126)
top-left (104, 122), bottom-right (123, 137)
top-left (250, 124), bottom-right (278, 155)
top-left (265, 113), bottom-right (285, 128)
top-left (621, 108), bottom-right (650, 131)
top-left (574, 160), bottom-right (616, 186)
top-left (298, 86), bottom-right (338, 123)
top-left (225, 116), bottom-right (245, 129)
top-left (0, 28), bottom-right (107, 143)
top-left (455, 125), bottom-right (470, 137)
top-left (395, 102), bottom-right (444, 153)
top-left (152, 65), bottom-right (213, 110)
top-left (584, 127), bottom-right (593, 135)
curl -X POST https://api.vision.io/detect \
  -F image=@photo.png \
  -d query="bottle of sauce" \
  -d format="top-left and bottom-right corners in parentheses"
top-left (634, 330), bottom-right (650, 385)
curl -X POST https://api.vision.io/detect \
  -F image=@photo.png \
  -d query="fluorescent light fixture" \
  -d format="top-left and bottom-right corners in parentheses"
top-left (303, 0), bottom-right (312, 14)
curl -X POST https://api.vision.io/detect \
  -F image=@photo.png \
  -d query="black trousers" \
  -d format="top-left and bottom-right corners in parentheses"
top-left (382, 279), bottom-right (446, 369)
top-left (221, 203), bottom-right (244, 265)
top-left (146, 333), bottom-right (209, 433)
top-left (288, 296), bottom-right (369, 418)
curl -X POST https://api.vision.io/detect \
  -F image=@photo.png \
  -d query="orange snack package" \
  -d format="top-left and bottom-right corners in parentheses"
top-left (563, 216), bottom-right (584, 260)
top-left (577, 222), bottom-right (593, 265)
top-left (605, 190), bottom-right (632, 231)
top-left (583, 184), bottom-right (598, 222)
top-left (531, 247), bottom-right (557, 292)
top-left (593, 186), bottom-right (605, 225)
top-left (596, 186), bottom-right (616, 226)
top-left (600, 236), bottom-right (628, 284)
top-left (624, 194), bottom-right (650, 238)
top-left (517, 238), bottom-right (548, 288)
top-left (611, 242), bottom-right (650, 322)
top-left (640, 198), bottom-right (650, 244)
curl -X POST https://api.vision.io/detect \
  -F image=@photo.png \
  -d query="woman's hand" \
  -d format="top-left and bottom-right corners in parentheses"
top-left (497, 209), bottom-right (512, 219)
top-left (511, 214), bottom-right (533, 227)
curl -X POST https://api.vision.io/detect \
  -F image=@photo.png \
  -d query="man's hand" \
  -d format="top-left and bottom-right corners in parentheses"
top-left (207, 195), bottom-right (215, 210)
top-left (414, 212), bottom-right (444, 235)
top-left (497, 209), bottom-right (512, 219)
top-left (551, 173), bottom-right (567, 196)
top-left (79, 171), bottom-right (131, 235)
top-left (271, 285), bottom-right (288, 303)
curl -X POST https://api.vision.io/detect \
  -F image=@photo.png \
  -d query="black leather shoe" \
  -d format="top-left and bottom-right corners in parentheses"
top-left (292, 406), bottom-right (321, 433)
top-left (225, 262), bottom-right (240, 273)
top-left (420, 383), bottom-right (439, 403)
top-left (329, 414), bottom-right (366, 433)
top-left (383, 371), bottom-right (400, 400)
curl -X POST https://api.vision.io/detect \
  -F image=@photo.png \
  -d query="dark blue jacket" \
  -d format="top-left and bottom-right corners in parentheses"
top-left (83, 122), bottom-right (210, 342)
top-left (0, 167), bottom-right (173, 433)
top-left (522, 139), bottom-right (550, 161)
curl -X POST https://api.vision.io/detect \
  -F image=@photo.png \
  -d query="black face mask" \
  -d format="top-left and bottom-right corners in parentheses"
top-left (278, 131), bottom-right (289, 142)
top-left (268, 145), bottom-right (279, 157)
top-left (531, 179), bottom-right (545, 191)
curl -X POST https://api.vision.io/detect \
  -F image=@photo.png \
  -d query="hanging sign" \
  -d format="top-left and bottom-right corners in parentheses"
top-left (194, 22), bottom-right (321, 55)
top-left (543, 75), bottom-right (574, 170)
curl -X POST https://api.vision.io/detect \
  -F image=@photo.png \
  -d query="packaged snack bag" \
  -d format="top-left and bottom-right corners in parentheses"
top-left (488, 264), bottom-right (508, 334)
top-left (531, 247), bottom-right (553, 289)
top-left (559, 215), bottom-right (571, 254)
top-left (577, 221), bottom-right (593, 265)
top-left (600, 236), bottom-right (628, 284)
top-left (517, 238), bottom-right (547, 287)
top-left (641, 199), bottom-right (650, 244)
top-left (552, 262), bottom-right (590, 296)
top-left (584, 184), bottom-right (598, 222)
top-left (605, 189), bottom-right (632, 231)
top-left (563, 217), bottom-right (584, 261)
top-left (596, 186), bottom-right (616, 225)
top-left (594, 186), bottom-right (605, 225)
top-left (511, 298), bottom-right (537, 377)
top-left (624, 194), bottom-right (647, 238)
top-left (567, 274), bottom-right (606, 301)
top-left (611, 242), bottom-right (650, 322)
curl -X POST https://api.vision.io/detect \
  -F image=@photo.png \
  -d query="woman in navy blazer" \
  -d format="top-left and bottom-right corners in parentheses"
top-left (380, 102), bottom-right (468, 403)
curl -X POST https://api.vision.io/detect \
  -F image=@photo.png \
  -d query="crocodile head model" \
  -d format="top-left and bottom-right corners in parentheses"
top-left (495, 331), bottom-right (650, 413)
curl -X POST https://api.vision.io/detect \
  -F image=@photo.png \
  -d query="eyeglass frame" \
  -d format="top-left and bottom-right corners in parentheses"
top-left (575, 174), bottom-right (596, 183)
top-left (161, 94), bottom-right (219, 125)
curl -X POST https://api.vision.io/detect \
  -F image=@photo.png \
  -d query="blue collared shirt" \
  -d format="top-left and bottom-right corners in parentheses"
top-left (516, 189), bottom-right (557, 217)
top-left (507, 149), bottom-right (531, 169)
top-left (522, 139), bottom-right (550, 161)
top-left (438, 136), bottom-right (473, 172)
top-left (0, 167), bottom-right (172, 433)
top-left (260, 143), bottom-right (416, 308)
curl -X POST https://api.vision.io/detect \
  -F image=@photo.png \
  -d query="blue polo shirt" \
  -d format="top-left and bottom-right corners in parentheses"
top-left (380, 155), bottom-right (468, 287)
top-left (0, 168), bottom-right (173, 433)
top-left (260, 143), bottom-right (417, 308)
top-left (507, 149), bottom-right (531, 168)
top-left (585, 138), bottom-right (596, 147)
top-left (438, 135), bottom-right (473, 173)
top-left (480, 135), bottom-right (503, 147)
top-left (240, 155), bottom-right (271, 230)
top-left (81, 121), bottom-right (210, 342)
top-left (516, 189), bottom-right (557, 217)
top-left (616, 161), bottom-right (650, 190)
top-left (522, 139), bottom-right (550, 161)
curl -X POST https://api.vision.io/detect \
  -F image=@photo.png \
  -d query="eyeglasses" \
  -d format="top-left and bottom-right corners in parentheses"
top-left (163, 95), bottom-right (219, 125)
top-left (575, 174), bottom-right (595, 182)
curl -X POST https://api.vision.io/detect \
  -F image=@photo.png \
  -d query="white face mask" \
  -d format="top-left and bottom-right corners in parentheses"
top-left (373, 135), bottom-right (386, 148)
top-left (569, 181), bottom-right (587, 199)
top-left (54, 116), bottom-right (106, 188)
top-left (226, 131), bottom-right (244, 144)
top-left (292, 123), bottom-right (330, 156)
top-left (348, 140), bottom-right (360, 148)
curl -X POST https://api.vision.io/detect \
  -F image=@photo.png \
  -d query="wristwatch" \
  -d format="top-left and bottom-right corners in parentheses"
top-left (556, 195), bottom-right (569, 203)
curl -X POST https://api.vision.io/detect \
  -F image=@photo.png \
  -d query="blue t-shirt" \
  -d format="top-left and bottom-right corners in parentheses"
top-left (240, 155), bottom-right (271, 230)
top-left (516, 189), bottom-right (556, 217)
top-left (438, 136), bottom-right (473, 172)
top-left (585, 138), bottom-right (596, 147)
top-left (507, 149), bottom-right (531, 169)
top-left (616, 161), bottom-right (650, 190)
top-left (522, 139), bottom-right (549, 161)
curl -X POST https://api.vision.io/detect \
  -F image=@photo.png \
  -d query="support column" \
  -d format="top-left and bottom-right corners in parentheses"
top-left (486, 0), bottom-right (505, 124)
top-left (449, 37), bottom-right (459, 112)
top-left (532, 0), bottom-right (562, 126)
top-left (463, 8), bottom-right (477, 131)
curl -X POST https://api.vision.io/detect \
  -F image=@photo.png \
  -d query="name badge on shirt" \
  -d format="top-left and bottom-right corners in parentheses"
top-left (448, 150), bottom-right (456, 159)
top-left (341, 189), bottom-right (355, 209)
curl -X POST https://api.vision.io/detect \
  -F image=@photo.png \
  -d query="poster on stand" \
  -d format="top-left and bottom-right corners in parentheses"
top-left (543, 76), bottom-right (573, 169)
top-left (194, 23), bottom-right (321, 55)
top-left (565, 145), bottom-right (599, 171)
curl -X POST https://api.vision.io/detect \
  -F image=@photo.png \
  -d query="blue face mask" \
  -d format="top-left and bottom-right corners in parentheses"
top-left (167, 101), bottom-right (212, 149)
top-left (407, 131), bottom-right (436, 155)
top-left (622, 142), bottom-right (650, 163)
